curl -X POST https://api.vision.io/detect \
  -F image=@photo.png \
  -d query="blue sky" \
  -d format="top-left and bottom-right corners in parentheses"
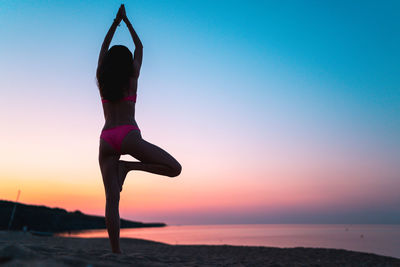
top-left (0, 1), bottom-right (399, 224)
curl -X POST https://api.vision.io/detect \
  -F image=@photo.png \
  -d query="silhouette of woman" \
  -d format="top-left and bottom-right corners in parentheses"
top-left (97, 5), bottom-right (181, 253)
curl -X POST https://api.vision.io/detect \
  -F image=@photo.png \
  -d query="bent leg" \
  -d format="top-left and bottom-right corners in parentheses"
top-left (120, 131), bottom-right (182, 178)
top-left (120, 159), bottom-right (179, 177)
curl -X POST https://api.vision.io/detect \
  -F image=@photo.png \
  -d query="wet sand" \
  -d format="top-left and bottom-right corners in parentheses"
top-left (0, 231), bottom-right (399, 266)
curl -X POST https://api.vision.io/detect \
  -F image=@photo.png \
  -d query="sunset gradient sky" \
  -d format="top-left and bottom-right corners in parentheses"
top-left (1, 0), bottom-right (399, 224)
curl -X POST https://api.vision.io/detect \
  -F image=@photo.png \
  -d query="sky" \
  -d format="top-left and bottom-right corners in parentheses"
top-left (0, 0), bottom-right (399, 225)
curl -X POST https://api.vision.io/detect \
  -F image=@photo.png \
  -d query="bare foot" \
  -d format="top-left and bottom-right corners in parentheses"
top-left (113, 249), bottom-right (123, 254)
top-left (118, 160), bottom-right (129, 192)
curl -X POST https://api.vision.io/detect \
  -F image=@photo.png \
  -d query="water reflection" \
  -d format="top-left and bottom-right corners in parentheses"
top-left (59, 224), bottom-right (400, 258)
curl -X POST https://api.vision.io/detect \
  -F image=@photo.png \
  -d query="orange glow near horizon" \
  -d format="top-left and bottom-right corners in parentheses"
top-left (2, 158), bottom-right (398, 224)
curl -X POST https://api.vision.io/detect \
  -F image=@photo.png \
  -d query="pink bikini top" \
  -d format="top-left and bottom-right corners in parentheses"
top-left (101, 95), bottom-right (137, 103)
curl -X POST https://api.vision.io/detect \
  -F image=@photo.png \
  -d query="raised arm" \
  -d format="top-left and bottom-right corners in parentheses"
top-left (123, 15), bottom-right (143, 77)
top-left (98, 6), bottom-right (124, 67)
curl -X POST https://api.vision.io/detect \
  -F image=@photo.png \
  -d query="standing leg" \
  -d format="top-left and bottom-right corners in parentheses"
top-left (99, 142), bottom-right (122, 253)
top-left (104, 177), bottom-right (121, 254)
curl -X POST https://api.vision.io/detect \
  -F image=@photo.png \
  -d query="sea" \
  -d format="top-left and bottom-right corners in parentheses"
top-left (60, 224), bottom-right (400, 259)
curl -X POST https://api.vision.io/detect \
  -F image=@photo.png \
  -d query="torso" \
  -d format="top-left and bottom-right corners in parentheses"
top-left (102, 77), bottom-right (139, 130)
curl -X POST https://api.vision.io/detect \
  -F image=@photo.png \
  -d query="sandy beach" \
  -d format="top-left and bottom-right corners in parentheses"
top-left (0, 231), bottom-right (399, 266)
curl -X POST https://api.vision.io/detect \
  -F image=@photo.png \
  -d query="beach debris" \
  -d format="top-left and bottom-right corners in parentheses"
top-left (0, 256), bottom-right (13, 264)
top-left (7, 190), bottom-right (21, 230)
top-left (29, 231), bottom-right (54, 237)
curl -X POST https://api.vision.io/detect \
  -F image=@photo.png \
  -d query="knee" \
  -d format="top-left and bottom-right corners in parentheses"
top-left (105, 189), bottom-right (120, 203)
top-left (169, 162), bottom-right (182, 177)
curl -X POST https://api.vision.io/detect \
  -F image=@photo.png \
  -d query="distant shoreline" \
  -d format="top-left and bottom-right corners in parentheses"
top-left (0, 200), bottom-right (165, 233)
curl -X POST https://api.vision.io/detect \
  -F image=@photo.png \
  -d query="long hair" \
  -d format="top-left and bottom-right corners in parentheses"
top-left (96, 45), bottom-right (134, 101)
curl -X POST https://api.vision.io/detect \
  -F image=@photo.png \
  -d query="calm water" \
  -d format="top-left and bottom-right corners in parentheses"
top-left (60, 224), bottom-right (400, 259)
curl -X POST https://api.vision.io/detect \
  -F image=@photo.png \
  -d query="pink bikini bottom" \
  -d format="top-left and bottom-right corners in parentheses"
top-left (100, 124), bottom-right (140, 152)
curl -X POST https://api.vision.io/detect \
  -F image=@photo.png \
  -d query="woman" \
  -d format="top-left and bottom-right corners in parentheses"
top-left (97, 5), bottom-right (182, 253)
